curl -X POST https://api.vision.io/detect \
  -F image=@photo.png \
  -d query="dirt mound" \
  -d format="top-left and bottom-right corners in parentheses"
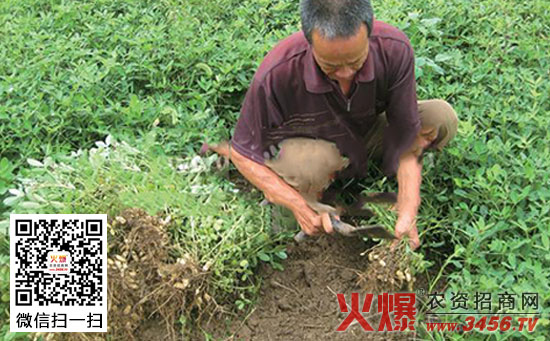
top-left (226, 236), bottom-right (416, 341)
top-left (46, 208), bottom-right (210, 341)
top-left (106, 208), bottom-right (209, 340)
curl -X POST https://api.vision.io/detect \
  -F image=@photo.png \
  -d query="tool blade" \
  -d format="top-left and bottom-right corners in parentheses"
top-left (330, 215), bottom-right (396, 239)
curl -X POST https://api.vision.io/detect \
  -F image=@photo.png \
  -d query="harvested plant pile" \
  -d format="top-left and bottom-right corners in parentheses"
top-left (38, 208), bottom-right (211, 341)
top-left (361, 243), bottom-right (415, 294)
top-left (106, 208), bottom-right (208, 340)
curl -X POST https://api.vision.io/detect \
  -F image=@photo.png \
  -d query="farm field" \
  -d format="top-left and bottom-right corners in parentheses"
top-left (1, 0), bottom-right (549, 339)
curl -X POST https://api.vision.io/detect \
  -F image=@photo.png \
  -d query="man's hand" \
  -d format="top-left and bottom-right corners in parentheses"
top-left (291, 204), bottom-right (335, 236)
top-left (392, 215), bottom-right (420, 250)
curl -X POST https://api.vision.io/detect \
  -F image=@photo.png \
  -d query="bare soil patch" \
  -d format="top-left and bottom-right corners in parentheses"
top-left (210, 235), bottom-right (416, 341)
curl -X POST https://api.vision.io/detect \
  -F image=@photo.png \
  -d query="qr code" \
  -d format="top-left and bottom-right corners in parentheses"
top-left (10, 214), bottom-right (107, 333)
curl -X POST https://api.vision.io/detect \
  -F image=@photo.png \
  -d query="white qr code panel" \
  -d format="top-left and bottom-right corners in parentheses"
top-left (10, 214), bottom-right (107, 332)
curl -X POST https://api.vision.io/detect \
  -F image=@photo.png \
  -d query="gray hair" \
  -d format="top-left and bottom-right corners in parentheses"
top-left (300, 0), bottom-right (374, 44)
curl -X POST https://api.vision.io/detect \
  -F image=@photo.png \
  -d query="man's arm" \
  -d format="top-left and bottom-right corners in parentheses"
top-left (379, 36), bottom-right (423, 249)
top-left (393, 149), bottom-right (422, 249)
top-left (230, 147), bottom-right (333, 235)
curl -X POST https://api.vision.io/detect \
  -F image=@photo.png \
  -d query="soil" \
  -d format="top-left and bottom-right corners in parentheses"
top-left (43, 204), bottom-right (421, 341)
top-left (209, 235), bottom-right (416, 341)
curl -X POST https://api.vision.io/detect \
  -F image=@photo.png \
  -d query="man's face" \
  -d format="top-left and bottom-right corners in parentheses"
top-left (311, 24), bottom-right (369, 84)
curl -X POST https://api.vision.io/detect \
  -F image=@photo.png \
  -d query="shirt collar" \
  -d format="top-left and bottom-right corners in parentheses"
top-left (303, 41), bottom-right (375, 94)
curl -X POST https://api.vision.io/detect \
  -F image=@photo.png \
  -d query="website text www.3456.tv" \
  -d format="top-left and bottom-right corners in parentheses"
top-left (335, 291), bottom-right (541, 333)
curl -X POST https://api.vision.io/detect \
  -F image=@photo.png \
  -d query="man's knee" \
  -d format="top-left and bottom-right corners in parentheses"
top-left (418, 99), bottom-right (458, 151)
top-left (264, 137), bottom-right (348, 194)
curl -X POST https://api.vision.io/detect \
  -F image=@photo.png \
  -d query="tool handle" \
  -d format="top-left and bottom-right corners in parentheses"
top-left (294, 231), bottom-right (308, 243)
top-left (329, 214), bottom-right (344, 233)
top-left (294, 214), bottom-right (341, 242)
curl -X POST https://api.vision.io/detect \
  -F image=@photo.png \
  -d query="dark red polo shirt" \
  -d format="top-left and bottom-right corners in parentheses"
top-left (231, 20), bottom-right (421, 178)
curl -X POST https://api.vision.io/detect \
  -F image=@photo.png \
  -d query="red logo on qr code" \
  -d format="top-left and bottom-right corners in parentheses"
top-left (47, 251), bottom-right (71, 273)
top-left (10, 214), bottom-right (107, 332)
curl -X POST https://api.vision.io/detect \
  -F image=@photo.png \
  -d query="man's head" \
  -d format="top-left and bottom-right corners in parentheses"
top-left (300, 0), bottom-right (374, 83)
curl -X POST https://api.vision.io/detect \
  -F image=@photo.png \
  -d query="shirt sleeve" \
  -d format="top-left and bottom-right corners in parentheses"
top-left (381, 40), bottom-right (421, 176)
top-left (231, 76), bottom-right (282, 164)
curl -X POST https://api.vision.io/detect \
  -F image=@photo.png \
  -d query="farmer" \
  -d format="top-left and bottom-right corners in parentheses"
top-left (228, 0), bottom-right (457, 249)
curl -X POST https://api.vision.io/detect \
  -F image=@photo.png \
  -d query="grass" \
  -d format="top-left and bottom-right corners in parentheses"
top-left (1, 0), bottom-right (549, 339)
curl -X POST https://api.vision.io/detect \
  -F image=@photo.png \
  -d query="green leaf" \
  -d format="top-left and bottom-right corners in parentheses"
top-left (272, 262), bottom-right (284, 271)
top-left (0, 220), bottom-right (8, 235)
top-left (508, 254), bottom-right (516, 268)
top-left (3, 196), bottom-right (20, 207)
top-left (541, 233), bottom-right (549, 250)
top-left (420, 18), bottom-right (441, 27)
top-left (27, 158), bottom-right (44, 167)
top-left (435, 53), bottom-right (453, 62)
top-left (20, 202), bottom-right (42, 209)
top-left (3, 332), bottom-right (30, 341)
top-left (0, 158), bottom-right (14, 173)
top-left (195, 63), bottom-right (213, 77)
top-left (258, 252), bottom-right (270, 262)
top-left (275, 251), bottom-right (287, 260)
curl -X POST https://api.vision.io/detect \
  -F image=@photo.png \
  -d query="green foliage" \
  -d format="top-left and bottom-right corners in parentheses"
top-left (1, 0), bottom-right (549, 339)
top-left (369, 1), bottom-right (550, 339)
top-left (0, 253), bottom-right (10, 337)
top-left (1, 133), bottom-right (291, 317)
top-left (0, 0), bottom-right (299, 164)
top-left (0, 158), bottom-right (15, 198)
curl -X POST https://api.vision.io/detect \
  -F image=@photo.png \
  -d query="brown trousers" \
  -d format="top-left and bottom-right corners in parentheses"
top-left (265, 99), bottom-right (458, 213)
